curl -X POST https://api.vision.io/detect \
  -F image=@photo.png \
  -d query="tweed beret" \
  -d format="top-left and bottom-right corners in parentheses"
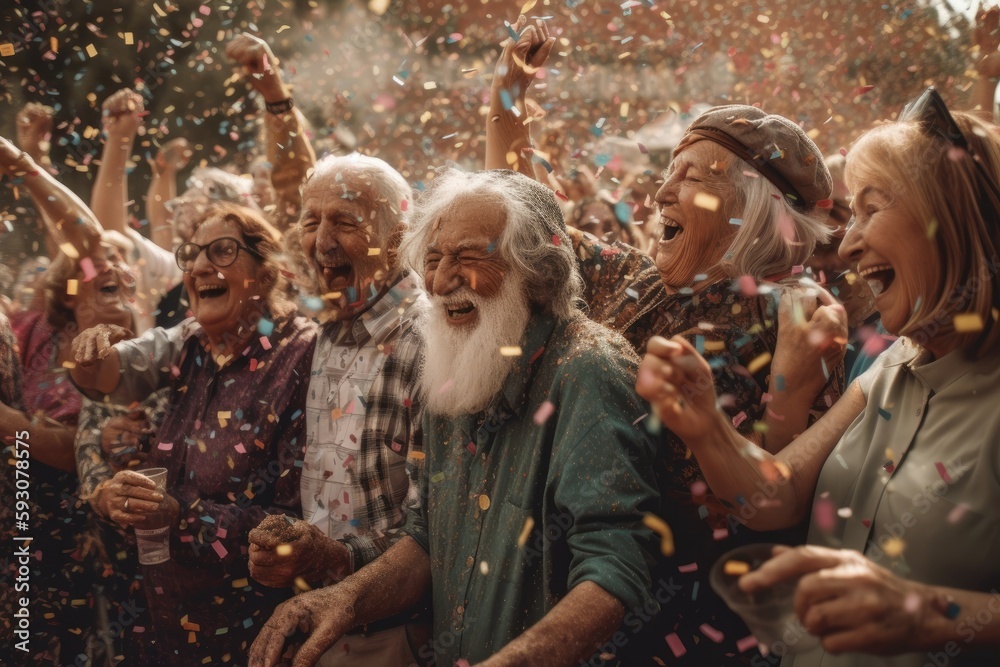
top-left (674, 105), bottom-right (832, 211)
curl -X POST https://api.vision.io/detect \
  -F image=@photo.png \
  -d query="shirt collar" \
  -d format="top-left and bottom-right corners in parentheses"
top-left (351, 271), bottom-right (425, 346)
top-left (908, 346), bottom-right (982, 394)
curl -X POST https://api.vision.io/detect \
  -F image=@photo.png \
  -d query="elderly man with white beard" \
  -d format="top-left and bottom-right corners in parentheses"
top-left (249, 169), bottom-right (659, 667)
top-left (246, 153), bottom-right (430, 666)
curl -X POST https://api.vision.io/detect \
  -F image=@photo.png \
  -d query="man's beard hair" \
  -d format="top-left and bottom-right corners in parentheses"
top-left (420, 274), bottom-right (532, 418)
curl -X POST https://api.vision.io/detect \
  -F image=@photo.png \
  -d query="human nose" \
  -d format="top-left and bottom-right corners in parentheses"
top-left (315, 219), bottom-right (339, 255)
top-left (654, 178), bottom-right (678, 208)
top-left (838, 217), bottom-right (864, 264)
top-left (431, 256), bottom-right (463, 296)
top-left (189, 245), bottom-right (214, 274)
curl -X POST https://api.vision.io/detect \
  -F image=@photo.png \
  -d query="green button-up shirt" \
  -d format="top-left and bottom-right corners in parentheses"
top-left (403, 312), bottom-right (659, 664)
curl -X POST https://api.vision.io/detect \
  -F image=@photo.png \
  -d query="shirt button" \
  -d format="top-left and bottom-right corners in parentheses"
top-left (457, 605), bottom-right (464, 616)
top-left (466, 556), bottom-right (474, 567)
top-left (479, 494), bottom-right (491, 511)
top-left (916, 408), bottom-right (922, 417)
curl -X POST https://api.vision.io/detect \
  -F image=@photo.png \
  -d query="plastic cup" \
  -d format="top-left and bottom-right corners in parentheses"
top-left (134, 467), bottom-right (170, 565)
top-left (709, 543), bottom-right (821, 656)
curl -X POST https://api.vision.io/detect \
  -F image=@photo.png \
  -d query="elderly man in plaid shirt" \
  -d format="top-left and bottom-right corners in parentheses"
top-left (247, 153), bottom-right (428, 666)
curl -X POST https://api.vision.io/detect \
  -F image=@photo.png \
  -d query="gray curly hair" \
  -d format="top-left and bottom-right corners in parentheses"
top-left (399, 169), bottom-right (583, 319)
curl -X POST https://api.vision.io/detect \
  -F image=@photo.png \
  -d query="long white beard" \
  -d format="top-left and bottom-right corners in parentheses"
top-left (421, 275), bottom-right (532, 418)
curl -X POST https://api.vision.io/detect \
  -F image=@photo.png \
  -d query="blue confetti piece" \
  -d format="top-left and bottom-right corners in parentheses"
top-left (770, 150), bottom-right (783, 160)
top-left (500, 89), bottom-right (514, 110)
top-left (504, 21), bottom-right (520, 41)
top-left (624, 287), bottom-right (639, 300)
top-left (878, 408), bottom-right (892, 421)
top-left (200, 515), bottom-right (216, 524)
top-left (697, 505), bottom-right (709, 519)
top-left (775, 374), bottom-right (786, 391)
top-left (346, 286), bottom-right (357, 302)
top-left (735, 495), bottom-right (747, 506)
top-left (290, 409), bottom-right (303, 421)
top-left (243, 618), bottom-right (254, 628)
top-left (945, 602), bottom-right (961, 619)
top-left (257, 318), bottom-right (274, 336)
top-left (302, 296), bottom-right (324, 311)
top-left (695, 335), bottom-right (704, 354)
top-left (729, 218), bottom-right (743, 226)
top-left (614, 200), bottom-right (631, 224)
top-left (691, 581), bottom-right (700, 601)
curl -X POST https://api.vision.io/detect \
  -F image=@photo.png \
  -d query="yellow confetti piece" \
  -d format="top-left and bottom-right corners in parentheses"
top-left (367, 247), bottom-right (381, 256)
top-left (323, 291), bottom-right (343, 300)
top-left (231, 578), bottom-right (249, 588)
top-left (478, 494), bottom-right (491, 511)
top-left (954, 312), bottom-right (984, 333)
top-left (50, 36), bottom-right (58, 53)
top-left (276, 544), bottom-right (293, 556)
top-left (693, 192), bottom-right (721, 211)
top-left (66, 279), bottom-right (79, 295)
top-left (746, 351), bottom-right (772, 374)
top-left (500, 346), bottom-right (522, 357)
top-left (124, 32), bottom-right (134, 45)
top-left (153, 2), bottom-right (166, 17)
top-left (58, 242), bottom-right (80, 259)
top-left (883, 537), bottom-right (905, 558)
top-left (520, 0), bottom-right (537, 14)
top-left (218, 411), bottom-right (231, 427)
top-left (407, 450), bottom-right (426, 461)
top-left (0, 43), bottom-right (15, 57)
top-left (724, 560), bottom-right (750, 575)
top-left (331, 408), bottom-right (343, 420)
top-left (61, 360), bottom-right (76, 369)
top-left (85, 43), bottom-right (97, 58)
top-left (926, 218), bottom-right (938, 239)
top-left (517, 516), bottom-right (535, 547)
top-left (642, 513), bottom-right (675, 556)
top-left (293, 576), bottom-right (312, 592)
top-left (703, 340), bottom-right (725, 352)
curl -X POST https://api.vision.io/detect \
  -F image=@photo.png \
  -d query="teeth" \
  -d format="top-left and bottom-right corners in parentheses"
top-left (859, 264), bottom-right (892, 278)
top-left (662, 217), bottom-right (681, 228)
top-left (867, 278), bottom-right (885, 297)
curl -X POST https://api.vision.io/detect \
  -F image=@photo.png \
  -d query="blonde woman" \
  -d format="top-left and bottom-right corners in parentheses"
top-left (639, 89), bottom-right (1000, 665)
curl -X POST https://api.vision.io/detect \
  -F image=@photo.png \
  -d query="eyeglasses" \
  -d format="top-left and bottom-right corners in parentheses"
top-left (175, 237), bottom-right (260, 272)
top-left (899, 86), bottom-right (1000, 209)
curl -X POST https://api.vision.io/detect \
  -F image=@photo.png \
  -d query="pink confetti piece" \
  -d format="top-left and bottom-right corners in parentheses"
top-left (760, 392), bottom-right (773, 404)
top-left (948, 504), bottom-right (968, 524)
top-left (935, 462), bottom-right (953, 484)
top-left (79, 256), bottom-right (97, 281)
top-left (665, 633), bottom-right (686, 658)
top-left (736, 634), bottom-right (759, 652)
top-left (157, 442), bottom-right (173, 451)
top-left (343, 454), bottom-right (355, 469)
top-left (738, 275), bottom-right (757, 296)
top-left (198, 4), bottom-right (210, 15)
top-left (732, 411), bottom-right (747, 428)
top-left (712, 527), bottom-right (728, 540)
top-left (533, 400), bottom-right (555, 425)
top-left (216, 528), bottom-right (227, 539)
top-left (180, 535), bottom-right (193, 542)
top-left (678, 562), bottom-right (698, 573)
top-left (813, 496), bottom-right (836, 532)
top-left (690, 481), bottom-right (707, 496)
top-left (700, 623), bottom-right (724, 643)
top-left (132, 626), bottom-right (145, 633)
top-left (259, 336), bottom-right (272, 350)
top-left (400, 199), bottom-right (408, 211)
top-left (235, 443), bottom-right (246, 454)
top-left (249, 359), bottom-right (258, 372)
top-left (211, 540), bottom-right (228, 559)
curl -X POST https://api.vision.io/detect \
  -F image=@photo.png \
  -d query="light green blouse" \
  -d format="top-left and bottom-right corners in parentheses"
top-left (786, 340), bottom-right (1000, 667)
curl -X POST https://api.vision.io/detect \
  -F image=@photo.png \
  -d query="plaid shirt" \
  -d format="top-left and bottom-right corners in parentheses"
top-left (301, 273), bottom-right (426, 571)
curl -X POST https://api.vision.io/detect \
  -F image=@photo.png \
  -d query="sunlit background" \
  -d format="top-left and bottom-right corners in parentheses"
top-left (0, 0), bottom-right (990, 262)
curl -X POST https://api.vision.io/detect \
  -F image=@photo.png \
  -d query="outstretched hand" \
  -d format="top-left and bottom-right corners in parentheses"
top-left (248, 515), bottom-right (351, 588)
top-left (636, 335), bottom-right (719, 442)
top-left (494, 14), bottom-right (555, 98)
top-left (101, 88), bottom-right (145, 138)
top-left (225, 33), bottom-right (290, 102)
top-left (772, 284), bottom-right (847, 395)
top-left (72, 323), bottom-right (134, 367)
top-left (249, 585), bottom-right (358, 667)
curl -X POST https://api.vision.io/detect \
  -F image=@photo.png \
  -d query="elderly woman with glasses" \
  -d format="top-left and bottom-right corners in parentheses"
top-left (638, 88), bottom-right (1000, 665)
top-left (70, 204), bottom-right (316, 665)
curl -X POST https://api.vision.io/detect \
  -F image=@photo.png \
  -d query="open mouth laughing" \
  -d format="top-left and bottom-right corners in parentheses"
top-left (319, 262), bottom-right (352, 288)
top-left (195, 283), bottom-right (229, 300)
top-left (859, 263), bottom-right (896, 298)
top-left (661, 216), bottom-right (683, 242)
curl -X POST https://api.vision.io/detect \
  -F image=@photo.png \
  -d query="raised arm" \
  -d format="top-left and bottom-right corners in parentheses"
top-left (146, 137), bottom-right (192, 250)
top-left (91, 88), bottom-right (144, 236)
top-left (15, 102), bottom-right (55, 171)
top-left (485, 15), bottom-right (555, 175)
top-left (0, 135), bottom-right (102, 257)
top-left (248, 536), bottom-right (431, 667)
top-left (972, 7), bottom-right (1000, 121)
top-left (225, 33), bottom-right (316, 232)
top-left (636, 335), bottom-right (866, 531)
top-left (764, 286), bottom-right (847, 453)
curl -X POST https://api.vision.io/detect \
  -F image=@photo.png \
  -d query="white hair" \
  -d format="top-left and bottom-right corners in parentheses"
top-left (719, 159), bottom-right (831, 279)
top-left (400, 169), bottom-right (583, 319)
top-left (305, 152), bottom-right (413, 237)
top-left (187, 167), bottom-right (258, 209)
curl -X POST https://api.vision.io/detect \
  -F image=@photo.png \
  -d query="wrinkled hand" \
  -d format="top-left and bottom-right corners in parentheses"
top-left (225, 33), bottom-right (288, 100)
top-left (101, 89), bottom-right (145, 138)
top-left (741, 545), bottom-right (945, 655)
top-left (249, 516), bottom-right (351, 588)
top-left (976, 7), bottom-right (1000, 55)
top-left (494, 15), bottom-right (555, 98)
top-left (773, 285), bottom-right (847, 394)
top-left (102, 410), bottom-right (152, 471)
top-left (94, 469), bottom-right (177, 529)
top-left (150, 137), bottom-right (193, 175)
top-left (72, 323), bottom-right (134, 367)
top-left (249, 585), bottom-right (358, 667)
top-left (15, 102), bottom-right (54, 165)
top-left (636, 335), bottom-right (719, 443)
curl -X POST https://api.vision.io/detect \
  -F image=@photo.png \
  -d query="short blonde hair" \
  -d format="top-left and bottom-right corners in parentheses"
top-left (846, 112), bottom-right (1000, 359)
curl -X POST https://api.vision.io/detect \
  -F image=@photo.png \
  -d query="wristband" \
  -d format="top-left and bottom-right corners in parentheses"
top-left (265, 97), bottom-right (294, 115)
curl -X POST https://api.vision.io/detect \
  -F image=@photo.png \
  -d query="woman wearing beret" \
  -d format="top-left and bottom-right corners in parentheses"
top-left (487, 18), bottom-right (847, 665)
top-left (640, 89), bottom-right (1000, 666)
